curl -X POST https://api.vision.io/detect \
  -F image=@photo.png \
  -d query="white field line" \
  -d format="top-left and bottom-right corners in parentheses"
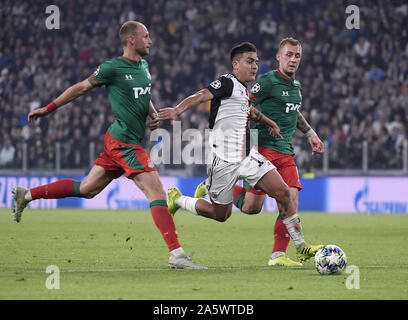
top-left (0, 265), bottom-right (407, 275)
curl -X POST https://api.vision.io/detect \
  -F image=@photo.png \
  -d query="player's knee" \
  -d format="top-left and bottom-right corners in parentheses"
top-left (214, 209), bottom-right (232, 222)
top-left (215, 215), bottom-right (229, 222)
top-left (242, 206), bottom-right (262, 215)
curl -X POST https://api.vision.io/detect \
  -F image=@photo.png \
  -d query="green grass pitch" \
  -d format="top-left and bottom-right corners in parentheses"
top-left (0, 208), bottom-right (407, 300)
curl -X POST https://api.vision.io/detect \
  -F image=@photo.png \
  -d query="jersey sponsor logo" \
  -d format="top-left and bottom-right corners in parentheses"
top-left (210, 80), bottom-right (221, 89)
top-left (93, 66), bottom-right (100, 76)
top-left (285, 102), bottom-right (301, 113)
top-left (125, 74), bottom-right (134, 80)
top-left (282, 91), bottom-right (289, 96)
top-left (133, 85), bottom-right (151, 98)
top-left (250, 83), bottom-right (260, 93)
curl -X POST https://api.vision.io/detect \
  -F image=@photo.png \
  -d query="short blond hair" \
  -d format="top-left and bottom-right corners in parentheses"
top-left (119, 21), bottom-right (140, 46)
top-left (279, 37), bottom-right (301, 50)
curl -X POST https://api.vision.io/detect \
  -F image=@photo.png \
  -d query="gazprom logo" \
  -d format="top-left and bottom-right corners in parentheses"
top-left (133, 84), bottom-right (151, 99)
top-left (354, 182), bottom-right (407, 214)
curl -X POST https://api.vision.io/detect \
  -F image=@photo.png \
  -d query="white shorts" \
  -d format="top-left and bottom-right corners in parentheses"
top-left (205, 148), bottom-right (276, 205)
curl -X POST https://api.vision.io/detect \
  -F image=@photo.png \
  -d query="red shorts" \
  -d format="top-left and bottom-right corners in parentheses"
top-left (94, 131), bottom-right (156, 178)
top-left (245, 146), bottom-right (302, 194)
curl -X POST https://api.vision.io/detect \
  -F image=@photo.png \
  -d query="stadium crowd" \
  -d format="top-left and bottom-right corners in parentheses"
top-left (0, 0), bottom-right (407, 174)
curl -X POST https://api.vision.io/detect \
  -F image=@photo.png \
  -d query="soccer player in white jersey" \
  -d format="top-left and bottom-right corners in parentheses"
top-left (159, 42), bottom-right (320, 262)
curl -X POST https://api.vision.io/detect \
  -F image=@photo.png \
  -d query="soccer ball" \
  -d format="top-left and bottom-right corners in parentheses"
top-left (314, 245), bottom-right (347, 275)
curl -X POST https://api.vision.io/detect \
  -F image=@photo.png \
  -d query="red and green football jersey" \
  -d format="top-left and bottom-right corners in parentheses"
top-left (249, 70), bottom-right (302, 154)
top-left (88, 56), bottom-right (151, 144)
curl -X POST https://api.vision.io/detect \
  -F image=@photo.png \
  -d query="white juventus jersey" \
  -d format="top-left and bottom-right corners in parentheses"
top-left (207, 74), bottom-right (251, 163)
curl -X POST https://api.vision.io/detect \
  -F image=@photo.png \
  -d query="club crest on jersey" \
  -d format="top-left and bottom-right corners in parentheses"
top-left (210, 80), bottom-right (221, 89)
top-left (125, 74), bottom-right (134, 80)
top-left (241, 102), bottom-right (250, 114)
top-left (250, 83), bottom-right (260, 93)
top-left (147, 159), bottom-right (154, 168)
top-left (282, 91), bottom-right (289, 96)
top-left (145, 69), bottom-right (151, 80)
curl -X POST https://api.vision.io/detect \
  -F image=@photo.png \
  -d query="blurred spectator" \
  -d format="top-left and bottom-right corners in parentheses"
top-left (259, 13), bottom-right (277, 36)
top-left (0, 135), bottom-right (16, 167)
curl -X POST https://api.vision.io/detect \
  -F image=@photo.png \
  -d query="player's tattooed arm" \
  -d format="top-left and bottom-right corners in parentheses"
top-left (296, 111), bottom-right (312, 134)
top-left (297, 112), bottom-right (325, 154)
top-left (249, 105), bottom-right (264, 122)
top-left (250, 104), bottom-right (282, 139)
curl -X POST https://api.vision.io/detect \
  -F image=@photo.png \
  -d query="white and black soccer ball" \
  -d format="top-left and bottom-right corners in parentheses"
top-left (314, 245), bottom-right (347, 275)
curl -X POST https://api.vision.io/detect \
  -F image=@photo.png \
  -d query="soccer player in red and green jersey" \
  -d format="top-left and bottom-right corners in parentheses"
top-left (234, 38), bottom-right (325, 266)
top-left (12, 21), bottom-right (206, 269)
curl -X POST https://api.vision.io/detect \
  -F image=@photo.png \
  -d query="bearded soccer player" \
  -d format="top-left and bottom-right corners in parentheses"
top-left (11, 21), bottom-right (206, 269)
top-left (160, 42), bottom-right (320, 263)
top-left (222, 37), bottom-right (324, 266)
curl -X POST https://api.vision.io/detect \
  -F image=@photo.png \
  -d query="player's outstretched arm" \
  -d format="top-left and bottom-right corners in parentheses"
top-left (250, 104), bottom-right (283, 139)
top-left (297, 111), bottom-right (324, 154)
top-left (28, 79), bottom-right (94, 123)
top-left (158, 88), bottom-right (214, 121)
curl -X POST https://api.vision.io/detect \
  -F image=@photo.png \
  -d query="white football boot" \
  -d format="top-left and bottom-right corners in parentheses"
top-left (12, 186), bottom-right (30, 223)
top-left (168, 253), bottom-right (208, 270)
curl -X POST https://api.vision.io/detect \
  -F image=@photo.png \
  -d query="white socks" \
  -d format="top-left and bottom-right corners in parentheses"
top-left (282, 213), bottom-right (305, 249)
top-left (271, 251), bottom-right (285, 260)
top-left (170, 247), bottom-right (185, 257)
top-left (25, 191), bottom-right (32, 201)
top-left (176, 196), bottom-right (199, 215)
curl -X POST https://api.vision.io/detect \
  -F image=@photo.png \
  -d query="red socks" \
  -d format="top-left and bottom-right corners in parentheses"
top-left (232, 184), bottom-right (290, 254)
top-left (30, 179), bottom-right (81, 200)
top-left (272, 217), bottom-right (290, 253)
top-left (233, 185), bottom-right (246, 210)
top-left (150, 200), bottom-right (180, 251)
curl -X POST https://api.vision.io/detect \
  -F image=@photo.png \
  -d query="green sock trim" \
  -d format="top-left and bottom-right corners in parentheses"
top-left (73, 181), bottom-right (81, 196)
top-left (150, 200), bottom-right (168, 208)
top-left (234, 192), bottom-right (245, 210)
